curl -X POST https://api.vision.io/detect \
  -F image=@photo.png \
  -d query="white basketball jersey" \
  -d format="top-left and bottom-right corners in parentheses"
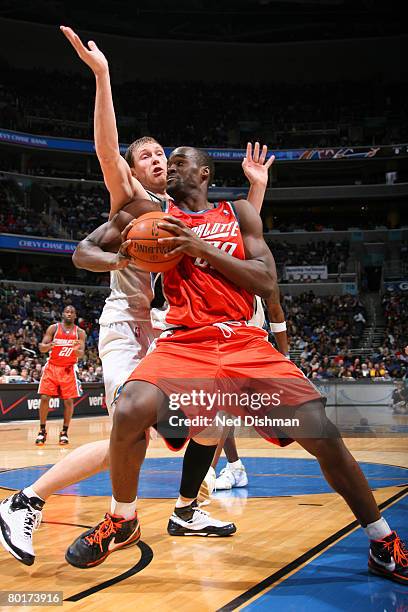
top-left (99, 190), bottom-right (166, 325)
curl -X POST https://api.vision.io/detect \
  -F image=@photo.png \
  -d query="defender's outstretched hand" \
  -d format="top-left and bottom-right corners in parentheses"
top-left (242, 142), bottom-right (275, 186)
top-left (60, 26), bottom-right (108, 77)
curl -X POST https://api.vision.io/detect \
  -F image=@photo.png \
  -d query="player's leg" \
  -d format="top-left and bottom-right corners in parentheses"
top-left (225, 327), bottom-right (408, 584)
top-left (36, 363), bottom-right (59, 445)
top-left (0, 439), bottom-right (110, 566)
top-left (168, 428), bottom-right (236, 537)
top-left (36, 395), bottom-right (50, 445)
top-left (65, 379), bottom-right (162, 568)
top-left (280, 400), bottom-right (408, 584)
top-left (58, 364), bottom-right (82, 445)
top-left (59, 398), bottom-right (74, 445)
top-left (107, 383), bottom-right (229, 536)
top-left (214, 426), bottom-right (248, 491)
top-left (65, 334), bottom-right (237, 567)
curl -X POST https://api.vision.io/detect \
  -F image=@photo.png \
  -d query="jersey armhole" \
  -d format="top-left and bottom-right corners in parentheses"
top-left (228, 201), bottom-right (241, 227)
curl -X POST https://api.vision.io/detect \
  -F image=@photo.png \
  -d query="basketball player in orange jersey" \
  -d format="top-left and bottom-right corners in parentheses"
top-left (36, 305), bottom-right (86, 446)
top-left (63, 147), bottom-right (408, 584)
top-left (0, 28), bottom-right (273, 566)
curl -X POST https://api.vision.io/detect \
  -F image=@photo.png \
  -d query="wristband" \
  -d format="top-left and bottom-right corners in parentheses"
top-left (269, 321), bottom-right (287, 333)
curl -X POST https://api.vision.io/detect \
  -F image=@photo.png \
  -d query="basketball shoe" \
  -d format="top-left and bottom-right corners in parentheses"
top-left (167, 500), bottom-right (236, 536)
top-left (65, 512), bottom-right (140, 568)
top-left (215, 462), bottom-right (248, 490)
top-left (0, 490), bottom-right (43, 566)
top-left (59, 431), bottom-right (69, 445)
top-left (368, 531), bottom-right (408, 584)
top-left (197, 466), bottom-right (216, 506)
top-left (35, 430), bottom-right (47, 446)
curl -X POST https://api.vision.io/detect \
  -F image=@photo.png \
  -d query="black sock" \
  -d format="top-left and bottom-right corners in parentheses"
top-left (62, 425), bottom-right (68, 433)
top-left (178, 439), bottom-right (217, 500)
top-left (40, 424), bottom-right (46, 431)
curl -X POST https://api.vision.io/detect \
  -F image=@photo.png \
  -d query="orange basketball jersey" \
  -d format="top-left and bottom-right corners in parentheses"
top-left (48, 323), bottom-right (79, 366)
top-left (163, 201), bottom-right (254, 328)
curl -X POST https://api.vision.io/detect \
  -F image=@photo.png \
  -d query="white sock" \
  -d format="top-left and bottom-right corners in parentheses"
top-left (175, 496), bottom-right (195, 508)
top-left (23, 486), bottom-right (44, 502)
top-left (228, 459), bottom-right (243, 470)
top-left (364, 517), bottom-right (392, 541)
top-left (110, 496), bottom-right (137, 520)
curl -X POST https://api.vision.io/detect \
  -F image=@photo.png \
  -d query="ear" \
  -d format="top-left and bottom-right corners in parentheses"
top-left (201, 166), bottom-right (210, 182)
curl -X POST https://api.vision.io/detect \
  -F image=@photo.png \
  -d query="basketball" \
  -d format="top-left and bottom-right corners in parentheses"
top-left (126, 211), bottom-right (183, 272)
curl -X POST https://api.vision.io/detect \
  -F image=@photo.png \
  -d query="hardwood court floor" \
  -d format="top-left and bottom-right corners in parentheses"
top-left (0, 416), bottom-right (407, 611)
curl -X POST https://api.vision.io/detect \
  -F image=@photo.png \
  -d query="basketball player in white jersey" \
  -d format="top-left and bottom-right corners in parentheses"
top-left (0, 27), bottom-right (274, 565)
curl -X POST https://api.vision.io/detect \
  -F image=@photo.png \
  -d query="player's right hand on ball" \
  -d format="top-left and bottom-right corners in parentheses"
top-left (60, 26), bottom-right (109, 76)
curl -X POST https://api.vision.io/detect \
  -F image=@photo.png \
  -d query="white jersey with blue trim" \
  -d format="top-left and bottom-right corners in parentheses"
top-left (99, 191), bottom-right (167, 325)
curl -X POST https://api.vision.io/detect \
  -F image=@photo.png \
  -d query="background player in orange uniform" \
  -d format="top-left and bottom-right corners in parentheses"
top-left (36, 305), bottom-right (86, 446)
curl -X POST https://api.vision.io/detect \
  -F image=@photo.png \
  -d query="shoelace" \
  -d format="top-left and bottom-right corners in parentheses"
top-left (187, 506), bottom-right (210, 522)
top-left (384, 533), bottom-right (408, 567)
top-left (23, 508), bottom-right (42, 540)
top-left (85, 515), bottom-right (120, 551)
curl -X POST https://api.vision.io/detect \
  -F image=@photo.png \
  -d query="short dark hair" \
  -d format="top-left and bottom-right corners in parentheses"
top-left (193, 148), bottom-right (215, 184)
top-left (124, 136), bottom-right (161, 168)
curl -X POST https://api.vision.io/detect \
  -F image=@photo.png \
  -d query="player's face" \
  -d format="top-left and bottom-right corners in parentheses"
top-left (166, 149), bottom-right (201, 199)
top-left (131, 143), bottom-right (167, 192)
top-left (62, 307), bottom-right (76, 324)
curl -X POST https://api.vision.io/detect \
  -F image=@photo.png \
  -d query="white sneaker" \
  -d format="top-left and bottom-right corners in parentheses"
top-left (197, 466), bottom-right (216, 505)
top-left (215, 464), bottom-right (248, 490)
top-left (0, 491), bottom-right (43, 566)
top-left (167, 501), bottom-right (236, 536)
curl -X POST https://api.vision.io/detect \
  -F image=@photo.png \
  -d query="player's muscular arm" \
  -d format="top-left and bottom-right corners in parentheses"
top-left (159, 201), bottom-right (276, 298)
top-left (73, 329), bottom-right (87, 359)
top-left (265, 288), bottom-right (289, 356)
top-left (39, 325), bottom-right (57, 353)
top-left (60, 26), bottom-right (148, 217)
top-left (72, 199), bottom-right (159, 272)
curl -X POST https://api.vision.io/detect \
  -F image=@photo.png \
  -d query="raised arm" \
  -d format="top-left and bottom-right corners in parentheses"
top-left (158, 201), bottom-right (276, 298)
top-left (60, 26), bottom-right (149, 215)
top-left (39, 324), bottom-right (57, 353)
top-left (72, 198), bottom-right (160, 272)
top-left (242, 142), bottom-right (275, 213)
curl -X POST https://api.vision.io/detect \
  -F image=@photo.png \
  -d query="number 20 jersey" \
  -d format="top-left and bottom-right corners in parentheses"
top-left (163, 201), bottom-right (254, 328)
top-left (48, 323), bottom-right (79, 366)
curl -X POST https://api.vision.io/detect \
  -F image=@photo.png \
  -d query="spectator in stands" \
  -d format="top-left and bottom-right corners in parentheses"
top-left (369, 363), bottom-right (388, 380)
top-left (391, 381), bottom-right (408, 414)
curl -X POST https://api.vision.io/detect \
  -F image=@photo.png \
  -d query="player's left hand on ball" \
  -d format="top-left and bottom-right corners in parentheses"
top-left (121, 220), bottom-right (136, 241)
top-left (112, 241), bottom-right (131, 269)
top-left (158, 216), bottom-right (206, 258)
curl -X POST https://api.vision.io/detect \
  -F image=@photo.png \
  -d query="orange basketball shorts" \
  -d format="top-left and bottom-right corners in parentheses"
top-left (38, 363), bottom-right (82, 399)
top-left (126, 325), bottom-right (323, 447)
